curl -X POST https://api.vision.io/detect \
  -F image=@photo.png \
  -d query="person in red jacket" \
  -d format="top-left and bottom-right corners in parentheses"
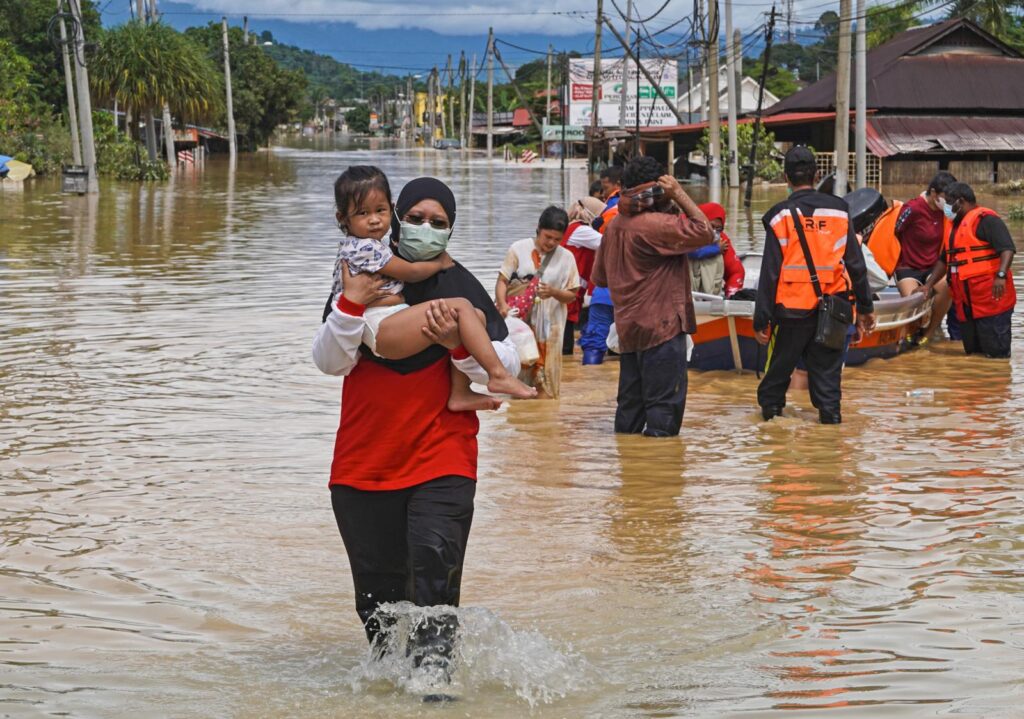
top-left (697, 202), bottom-right (745, 297)
top-left (312, 178), bottom-right (521, 698)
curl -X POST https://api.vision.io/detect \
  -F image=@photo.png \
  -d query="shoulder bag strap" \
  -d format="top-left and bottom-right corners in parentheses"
top-left (789, 205), bottom-right (824, 300)
top-left (537, 245), bottom-right (557, 279)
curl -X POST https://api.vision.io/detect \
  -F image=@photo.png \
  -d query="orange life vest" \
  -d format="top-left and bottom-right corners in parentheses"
top-left (864, 200), bottom-right (902, 276)
top-left (769, 206), bottom-right (853, 311)
top-left (945, 206), bottom-right (1016, 319)
top-left (597, 204), bottom-right (619, 235)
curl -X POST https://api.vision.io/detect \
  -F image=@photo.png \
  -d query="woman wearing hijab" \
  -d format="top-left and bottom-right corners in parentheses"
top-left (312, 177), bottom-right (519, 692)
top-left (560, 197), bottom-right (606, 354)
top-left (691, 202), bottom-right (745, 297)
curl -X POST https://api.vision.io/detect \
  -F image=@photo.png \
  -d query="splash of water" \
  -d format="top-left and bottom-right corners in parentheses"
top-left (345, 602), bottom-right (590, 707)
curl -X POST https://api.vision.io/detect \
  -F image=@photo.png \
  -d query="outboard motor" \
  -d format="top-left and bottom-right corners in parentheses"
top-left (843, 187), bottom-right (888, 235)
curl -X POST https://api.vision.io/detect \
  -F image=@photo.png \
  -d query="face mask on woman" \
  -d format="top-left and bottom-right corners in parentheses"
top-left (398, 221), bottom-right (451, 262)
top-left (942, 199), bottom-right (956, 221)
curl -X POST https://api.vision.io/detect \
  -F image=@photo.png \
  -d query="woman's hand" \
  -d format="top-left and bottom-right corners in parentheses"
top-left (340, 262), bottom-right (390, 306)
top-left (496, 299), bottom-right (510, 317)
top-left (421, 299), bottom-right (461, 349)
top-left (537, 282), bottom-right (554, 300)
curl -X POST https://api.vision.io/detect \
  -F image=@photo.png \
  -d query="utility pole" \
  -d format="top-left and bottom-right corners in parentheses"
top-left (546, 44), bottom-right (553, 128)
top-left (446, 54), bottom-right (454, 140)
top-left (468, 54), bottom-right (478, 149)
top-left (57, 0), bottom-right (82, 165)
top-left (486, 28), bottom-right (494, 158)
top-left (494, 45), bottom-right (545, 135)
top-left (745, 5), bottom-right (776, 208)
top-left (618, 0), bottom-right (632, 129)
top-left (242, 15), bottom-right (248, 44)
top-left (697, 0), bottom-right (706, 122)
top-left (833, 0), bottom-right (852, 196)
top-left (138, 0), bottom-right (157, 162)
top-left (428, 67), bottom-right (437, 143)
top-left (589, 0), bottom-right (604, 180)
top-left (459, 52), bottom-right (467, 150)
top-left (222, 17), bottom-right (237, 163)
top-left (68, 0), bottom-right (97, 193)
top-left (725, 0), bottom-right (739, 189)
top-left (707, 0), bottom-right (722, 202)
top-left (152, 0), bottom-right (176, 168)
top-left (855, 0), bottom-right (867, 189)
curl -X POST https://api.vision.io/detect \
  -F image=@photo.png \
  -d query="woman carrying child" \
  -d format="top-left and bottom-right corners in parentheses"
top-left (312, 173), bottom-right (526, 694)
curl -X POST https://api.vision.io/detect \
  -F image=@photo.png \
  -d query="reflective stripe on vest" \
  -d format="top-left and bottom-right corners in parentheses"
top-left (947, 207), bottom-right (1000, 279)
top-left (769, 206), bottom-right (852, 311)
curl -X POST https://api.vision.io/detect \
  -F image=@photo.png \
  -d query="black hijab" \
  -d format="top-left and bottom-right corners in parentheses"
top-left (321, 176), bottom-right (508, 375)
top-left (389, 176), bottom-right (457, 243)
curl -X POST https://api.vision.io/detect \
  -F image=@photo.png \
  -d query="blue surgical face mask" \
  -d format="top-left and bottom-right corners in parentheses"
top-left (942, 200), bottom-right (956, 221)
top-left (398, 222), bottom-right (451, 261)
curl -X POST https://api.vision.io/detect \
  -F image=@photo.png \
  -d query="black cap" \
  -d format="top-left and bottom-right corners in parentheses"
top-left (784, 146), bottom-right (816, 175)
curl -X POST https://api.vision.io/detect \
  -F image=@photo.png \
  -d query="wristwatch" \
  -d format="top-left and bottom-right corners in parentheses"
top-left (996, 270), bottom-right (1007, 279)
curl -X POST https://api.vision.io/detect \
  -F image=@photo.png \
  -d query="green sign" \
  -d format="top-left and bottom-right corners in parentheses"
top-left (542, 125), bottom-right (586, 141)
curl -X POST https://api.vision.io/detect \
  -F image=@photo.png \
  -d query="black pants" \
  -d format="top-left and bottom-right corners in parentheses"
top-left (331, 476), bottom-right (475, 660)
top-left (615, 332), bottom-right (689, 437)
top-left (961, 309), bottom-right (1012, 358)
top-left (758, 319), bottom-right (844, 424)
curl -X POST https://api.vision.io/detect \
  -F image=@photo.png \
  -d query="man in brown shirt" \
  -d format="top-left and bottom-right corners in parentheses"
top-left (591, 156), bottom-right (713, 436)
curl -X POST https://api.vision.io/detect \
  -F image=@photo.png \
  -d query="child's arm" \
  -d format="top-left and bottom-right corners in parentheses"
top-left (379, 252), bottom-right (454, 282)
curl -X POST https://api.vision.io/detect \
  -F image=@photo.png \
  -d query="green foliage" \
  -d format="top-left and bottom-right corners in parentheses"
top-left (1007, 205), bottom-right (1024, 220)
top-left (741, 56), bottom-right (800, 99)
top-left (698, 123), bottom-right (782, 181)
top-left (93, 110), bottom-right (168, 181)
top-left (185, 23), bottom-right (306, 149)
top-left (867, 2), bottom-right (922, 48)
top-left (263, 35), bottom-right (404, 116)
top-left (0, 0), bottom-right (101, 113)
top-left (90, 21), bottom-right (223, 124)
top-left (345, 105), bottom-right (371, 134)
top-left (0, 39), bottom-right (70, 175)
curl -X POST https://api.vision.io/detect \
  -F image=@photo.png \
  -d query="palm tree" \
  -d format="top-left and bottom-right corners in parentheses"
top-left (90, 21), bottom-right (223, 162)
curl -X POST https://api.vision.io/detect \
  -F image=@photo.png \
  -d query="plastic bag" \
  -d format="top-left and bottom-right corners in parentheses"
top-left (505, 316), bottom-right (540, 366)
top-left (606, 322), bottom-right (620, 354)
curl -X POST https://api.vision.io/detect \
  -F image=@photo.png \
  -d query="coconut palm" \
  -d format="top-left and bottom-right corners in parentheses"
top-left (90, 21), bottom-right (223, 161)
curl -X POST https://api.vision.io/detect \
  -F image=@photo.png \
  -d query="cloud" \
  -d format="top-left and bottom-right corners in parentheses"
top-left (180, 0), bottom-right (775, 37)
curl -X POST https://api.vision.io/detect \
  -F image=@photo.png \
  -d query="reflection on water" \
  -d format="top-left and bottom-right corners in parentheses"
top-left (1, 139), bottom-right (1023, 718)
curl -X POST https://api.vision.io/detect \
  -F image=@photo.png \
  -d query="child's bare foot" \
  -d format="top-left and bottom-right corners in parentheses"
top-left (487, 373), bottom-right (538, 399)
top-left (448, 391), bottom-right (503, 412)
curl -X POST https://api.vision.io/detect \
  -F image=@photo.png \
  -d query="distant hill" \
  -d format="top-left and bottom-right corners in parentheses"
top-left (261, 35), bottom-right (401, 103)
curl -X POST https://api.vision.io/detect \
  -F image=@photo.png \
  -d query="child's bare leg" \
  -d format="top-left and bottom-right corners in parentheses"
top-left (375, 299), bottom-right (536, 399)
top-left (447, 363), bottom-right (502, 412)
top-left (446, 299), bottom-right (536, 398)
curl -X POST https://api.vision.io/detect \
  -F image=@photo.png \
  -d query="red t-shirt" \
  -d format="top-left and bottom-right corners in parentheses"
top-left (330, 356), bottom-right (479, 491)
top-left (895, 196), bottom-right (945, 270)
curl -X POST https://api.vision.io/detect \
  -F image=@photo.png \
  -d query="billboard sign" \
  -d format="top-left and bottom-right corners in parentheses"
top-left (568, 57), bottom-right (678, 128)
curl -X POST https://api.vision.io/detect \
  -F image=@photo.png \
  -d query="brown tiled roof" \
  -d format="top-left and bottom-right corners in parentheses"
top-left (767, 19), bottom-right (1024, 115)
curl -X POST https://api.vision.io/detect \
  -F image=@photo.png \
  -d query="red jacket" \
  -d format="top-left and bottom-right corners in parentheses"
top-left (561, 220), bottom-right (597, 323)
top-left (721, 231), bottom-right (745, 297)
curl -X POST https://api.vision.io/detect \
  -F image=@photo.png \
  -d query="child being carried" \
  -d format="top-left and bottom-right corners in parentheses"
top-left (330, 165), bottom-right (536, 410)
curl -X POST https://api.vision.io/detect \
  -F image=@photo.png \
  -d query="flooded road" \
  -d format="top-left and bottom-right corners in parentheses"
top-left (2, 140), bottom-right (1023, 718)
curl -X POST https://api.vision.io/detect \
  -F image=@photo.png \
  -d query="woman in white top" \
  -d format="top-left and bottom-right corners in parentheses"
top-left (495, 206), bottom-right (581, 399)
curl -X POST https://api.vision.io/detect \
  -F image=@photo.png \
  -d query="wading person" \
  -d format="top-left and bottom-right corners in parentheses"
top-left (580, 167), bottom-right (625, 364)
top-left (561, 197), bottom-right (606, 355)
top-left (495, 206), bottom-right (580, 399)
top-left (754, 147), bottom-right (876, 425)
top-left (591, 156), bottom-right (714, 437)
top-left (895, 171), bottom-right (956, 343)
top-left (917, 182), bottom-right (1016, 358)
top-left (312, 177), bottom-right (521, 698)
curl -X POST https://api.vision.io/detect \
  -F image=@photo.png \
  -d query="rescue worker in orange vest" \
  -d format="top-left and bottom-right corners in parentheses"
top-left (917, 182), bottom-right (1016, 358)
top-left (754, 147), bottom-right (876, 424)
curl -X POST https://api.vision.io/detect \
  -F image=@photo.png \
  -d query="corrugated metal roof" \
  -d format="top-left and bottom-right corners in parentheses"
top-left (640, 111), bottom-right (842, 138)
top-left (865, 116), bottom-right (1024, 157)
top-left (768, 19), bottom-right (1024, 115)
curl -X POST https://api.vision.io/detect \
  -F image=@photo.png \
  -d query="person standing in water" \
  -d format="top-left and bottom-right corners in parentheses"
top-left (313, 177), bottom-right (520, 698)
top-left (917, 182), bottom-right (1016, 358)
top-left (591, 156), bottom-right (714, 436)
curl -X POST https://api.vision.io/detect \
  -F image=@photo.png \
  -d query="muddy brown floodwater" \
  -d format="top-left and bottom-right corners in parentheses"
top-left (2, 138), bottom-right (1023, 718)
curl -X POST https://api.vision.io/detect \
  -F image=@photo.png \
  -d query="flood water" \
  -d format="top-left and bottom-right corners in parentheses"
top-left (2, 139), bottom-right (1023, 718)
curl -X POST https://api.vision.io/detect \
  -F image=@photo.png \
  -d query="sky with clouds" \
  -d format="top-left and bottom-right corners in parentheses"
top-left (151, 0), bottom-right (816, 37)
